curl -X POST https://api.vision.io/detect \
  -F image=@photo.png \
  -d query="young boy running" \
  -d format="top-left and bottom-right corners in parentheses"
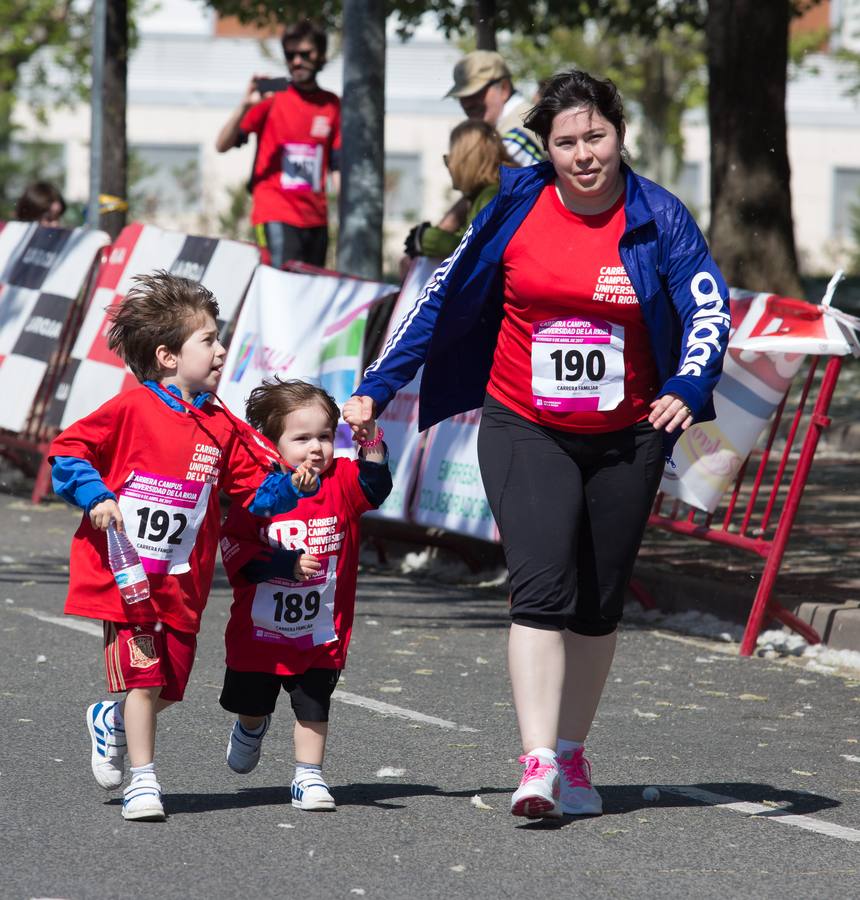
top-left (219, 379), bottom-right (391, 810)
top-left (50, 271), bottom-right (318, 822)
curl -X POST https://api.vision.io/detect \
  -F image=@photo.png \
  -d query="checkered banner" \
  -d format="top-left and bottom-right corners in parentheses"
top-left (0, 221), bottom-right (109, 434)
top-left (217, 264), bottom-right (395, 452)
top-left (46, 222), bottom-right (261, 430)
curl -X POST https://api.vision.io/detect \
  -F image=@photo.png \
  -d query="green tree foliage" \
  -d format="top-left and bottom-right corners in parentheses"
top-left (0, 1), bottom-right (82, 214)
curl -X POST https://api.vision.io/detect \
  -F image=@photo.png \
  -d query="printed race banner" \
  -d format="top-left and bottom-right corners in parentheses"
top-left (0, 222), bottom-right (109, 433)
top-left (660, 290), bottom-right (854, 512)
top-left (368, 257), bottom-right (438, 522)
top-left (217, 264), bottom-right (395, 451)
top-left (409, 407), bottom-right (499, 541)
top-left (46, 223), bottom-right (260, 429)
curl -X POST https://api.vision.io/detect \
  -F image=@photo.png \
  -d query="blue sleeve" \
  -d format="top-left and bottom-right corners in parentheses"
top-left (51, 456), bottom-right (116, 512)
top-left (356, 223), bottom-right (480, 416)
top-left (660, 204), bottom-right (731, 418)
top-left (239, 547), bottom-right (302, 584)
top-left (357, 446), bottom-right (393, 508)
top-left (249, 470), bottom-right (319, 518)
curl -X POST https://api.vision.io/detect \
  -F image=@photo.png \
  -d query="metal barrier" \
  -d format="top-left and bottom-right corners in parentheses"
top-left (636, 353), bottom-right (844, 656)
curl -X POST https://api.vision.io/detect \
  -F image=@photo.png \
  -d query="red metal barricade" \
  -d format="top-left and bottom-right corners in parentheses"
top-left (637, 353), bottom-right (844, 656)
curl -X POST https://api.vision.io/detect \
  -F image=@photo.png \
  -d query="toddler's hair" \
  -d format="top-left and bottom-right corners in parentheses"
top-left (245, 377), bottom-right (340, 444)
top-left (106, 270), bottom-right (220, 382)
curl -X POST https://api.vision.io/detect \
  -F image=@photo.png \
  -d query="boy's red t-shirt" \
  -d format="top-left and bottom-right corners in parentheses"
top-left (487, 185), bottom-right (660, 432)
top-left (49, 387), bottom-right (281, 634)
top-left (240, 86), bottom-right (341, 228)
top-left (220, 457), bottom-right (372, 675)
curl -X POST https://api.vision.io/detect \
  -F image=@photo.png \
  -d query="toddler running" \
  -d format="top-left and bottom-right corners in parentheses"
top-left (50, 271), bottom-right (318, 822)
top-left (219, 378), bottom-right (391, 810)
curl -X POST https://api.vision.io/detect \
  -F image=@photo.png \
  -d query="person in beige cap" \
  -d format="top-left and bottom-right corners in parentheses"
top-left (446, 50), bottom-right (544, 167)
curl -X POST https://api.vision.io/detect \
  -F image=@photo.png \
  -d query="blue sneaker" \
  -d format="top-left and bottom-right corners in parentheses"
top-left (226, 716), bottom-right (271, 774)
top-left (122, 774), bottom-right (166, 821)
top-left (86, 701), bottom-right (126, 790)
top-left (291, 774), bottom-right (336, 811)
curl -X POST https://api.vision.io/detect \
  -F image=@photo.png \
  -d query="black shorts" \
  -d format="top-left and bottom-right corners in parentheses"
top-left (258, 222), bottom-right (328, 269)
top-left (220, 667), bottom-right (341, 722)
top-left (477, 394), bottom-right (664, 636)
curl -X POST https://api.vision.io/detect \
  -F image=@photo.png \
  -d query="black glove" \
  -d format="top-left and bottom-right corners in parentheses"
top-left (404, 221), bottom-right (430, 258)
top-left (240, 547), bottom-right (302, 584)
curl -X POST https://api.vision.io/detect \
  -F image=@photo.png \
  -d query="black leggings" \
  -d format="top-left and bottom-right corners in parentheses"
top-left (261, 222), bottom-right (328, 268)
top-left (477, 395), bottom-right (664, 636)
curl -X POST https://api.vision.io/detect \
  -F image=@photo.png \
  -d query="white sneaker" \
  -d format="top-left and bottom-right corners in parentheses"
top-left (86, 701), bottom-right (126, 790)
top-left (122, 774), bottom-right (166, 821)
top-left (291, 774), bottom-right (336, 811)
top-left (510, 752), bottom-right (561, 819)
top-left (558, 747), bottom-right (603, 816)
top-left (226, 716), bottom-right (271, 774)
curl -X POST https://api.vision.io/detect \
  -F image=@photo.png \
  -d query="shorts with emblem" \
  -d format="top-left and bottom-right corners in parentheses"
top-left (103, 621), bottom-right (197, 702)
top-left (220, 667), bottom-right (341, 722)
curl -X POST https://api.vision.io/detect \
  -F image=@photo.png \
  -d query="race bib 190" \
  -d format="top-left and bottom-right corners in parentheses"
top-left (531, 316), bottom-right (625, 412)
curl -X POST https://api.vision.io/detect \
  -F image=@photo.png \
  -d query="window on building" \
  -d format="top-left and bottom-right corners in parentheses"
top-left (672, 161), bottom-right (704, 218)
top-left (384, 153), bottom-right (421, 221)
top-left (833, 167), bottom-right (860, 239)
top-left (129, 144), bottom-right (202, 218)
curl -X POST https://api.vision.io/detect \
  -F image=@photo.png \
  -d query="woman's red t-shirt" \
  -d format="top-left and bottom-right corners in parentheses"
top-left (487, 184), bottom-right (659, 432)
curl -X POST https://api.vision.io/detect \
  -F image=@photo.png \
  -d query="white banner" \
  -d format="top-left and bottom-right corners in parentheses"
top-left (48, 223), bottom-right (260, 429)
top-left (0, 221), bottom-right (109, 433)
top-left (369, 258), bottom-right (437, 522)
top-left (660, 290), bottom-right (848, 512)
top-left (217, 265), bottom-right (394, 452)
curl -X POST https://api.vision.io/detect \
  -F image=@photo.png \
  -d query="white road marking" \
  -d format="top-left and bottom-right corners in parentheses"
top-left (10, 606), bottom-right (102, 636)
top-left (664, 785), bottom-right (860, 844)
top-left (334, 690), bottom-right (478, 732)
top-left (6, 605), bottom-right (478, 734)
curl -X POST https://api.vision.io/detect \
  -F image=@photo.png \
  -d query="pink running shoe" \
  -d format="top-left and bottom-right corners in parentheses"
top-left (510, 753), bottom-right (561, 819)
top-left (558, 746), bottom-right (603, 816)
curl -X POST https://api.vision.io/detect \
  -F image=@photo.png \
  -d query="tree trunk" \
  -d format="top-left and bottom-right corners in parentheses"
top-left (707, 0), bottom-right (803, 297)
top-left (100, 0), bottom-right (128, 239)
top-left (336, 0), bottom-right (385, 280)
top-left (474, 0), bottom-right (497, 51)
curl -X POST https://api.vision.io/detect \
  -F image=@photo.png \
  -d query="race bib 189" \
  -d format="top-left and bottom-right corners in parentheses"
top-left (531, 316), bottom-right (625, 412)
top-left (250, 556), bottom-right (337, 650)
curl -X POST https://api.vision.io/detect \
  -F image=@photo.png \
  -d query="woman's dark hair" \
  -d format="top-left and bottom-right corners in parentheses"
top-left (523, 69), bottom-right (625, 147)
top-left (14, 181), bottom-right (66, 223)
top-left (281, 19), bottom-right (327, 60)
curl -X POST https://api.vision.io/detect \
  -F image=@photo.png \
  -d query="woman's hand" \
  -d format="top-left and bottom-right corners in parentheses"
top-left (342, 396), bottom-right (377, 442)
top-left (648, 393), bottom-right (694, 434)
top-left (90, 499), bottom-right (123, 532)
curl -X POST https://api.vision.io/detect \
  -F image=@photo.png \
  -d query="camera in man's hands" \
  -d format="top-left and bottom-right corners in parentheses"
top-left (255, 76), bottom-right (290, 95)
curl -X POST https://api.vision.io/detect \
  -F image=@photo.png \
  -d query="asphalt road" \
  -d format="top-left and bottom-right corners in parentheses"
top-left (1, 494), bottom-right (859, 899)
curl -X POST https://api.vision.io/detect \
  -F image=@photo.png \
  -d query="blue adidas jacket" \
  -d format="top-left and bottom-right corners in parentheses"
top-left (358, 161), bottom-right (730, 451)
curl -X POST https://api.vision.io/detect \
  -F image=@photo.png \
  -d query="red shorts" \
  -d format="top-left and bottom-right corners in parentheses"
top-left (103, 622), bottom-right (197, 702)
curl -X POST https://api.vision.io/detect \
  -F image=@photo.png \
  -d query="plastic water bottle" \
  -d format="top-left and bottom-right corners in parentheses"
top-left (107, 522), bottom-right (150, 604)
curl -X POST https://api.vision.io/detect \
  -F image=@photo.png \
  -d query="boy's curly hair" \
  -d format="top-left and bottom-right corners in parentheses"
top-left (106, 270), bottom-right (220, 382)
top-left (245, 377), bottom-right (339, 444)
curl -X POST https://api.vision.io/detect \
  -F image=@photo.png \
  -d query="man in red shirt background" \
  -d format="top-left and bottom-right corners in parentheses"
top-left (216, 20), bottom-right (340, 268)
